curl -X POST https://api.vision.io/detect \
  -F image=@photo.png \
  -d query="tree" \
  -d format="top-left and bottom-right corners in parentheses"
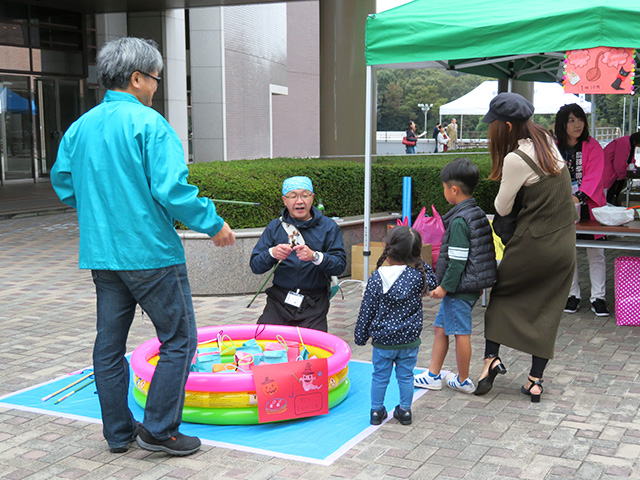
top-left (595, 95), bottom-right (627, 130)
top-left (376, 68), bottom-right (487, 132)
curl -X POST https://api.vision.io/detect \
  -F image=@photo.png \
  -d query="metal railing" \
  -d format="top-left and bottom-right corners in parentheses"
top-left (377, 131), bottom-right (489, 141)
top-left (594, 127), bottom-right (621, 145)
top-left (380, 128), bottom-right (624, 146)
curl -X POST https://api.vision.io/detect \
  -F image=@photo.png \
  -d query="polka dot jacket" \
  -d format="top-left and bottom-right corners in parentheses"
top-left (354, 264), bottom-right (437, 348)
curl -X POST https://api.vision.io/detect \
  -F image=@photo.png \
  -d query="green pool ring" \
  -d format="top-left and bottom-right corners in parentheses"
top-left (133, 376), bottom-right (350, 425)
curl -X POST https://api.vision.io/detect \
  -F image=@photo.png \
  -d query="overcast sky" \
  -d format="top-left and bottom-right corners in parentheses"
top-left (377, 0), bottom-right (412, 13)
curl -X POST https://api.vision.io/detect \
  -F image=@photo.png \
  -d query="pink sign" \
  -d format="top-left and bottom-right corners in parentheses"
top-left (564, 47), bottom-right (635, 94)
top-left (253, 358), bottom-right (329, 423)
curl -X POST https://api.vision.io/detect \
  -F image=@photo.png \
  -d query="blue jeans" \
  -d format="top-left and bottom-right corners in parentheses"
top-left (91, 264), bottom-right (197, 448)
top-left (434, 296), bottom-right (476, 335)
top-left (405, 145), bottom-right (416, 154)
top-left (371, 346), bottom-right (418, 411)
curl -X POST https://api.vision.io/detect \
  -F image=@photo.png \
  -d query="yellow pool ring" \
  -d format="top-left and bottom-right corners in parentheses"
top-left (132, 376), bottom-right (351, 425)
top-left (133, 365), bottom-right (349, 409)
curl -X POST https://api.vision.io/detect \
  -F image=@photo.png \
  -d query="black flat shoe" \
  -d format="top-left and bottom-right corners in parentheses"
top-left (370, 407), bottom-right (387, 425)
top-left (521, 376), bottom-right (544, 403)
top-left (474, 356), bottom-right (507, 396)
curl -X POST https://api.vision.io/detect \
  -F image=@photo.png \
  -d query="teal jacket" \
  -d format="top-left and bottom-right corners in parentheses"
top-left (51, 90), bottom-right (224, 270)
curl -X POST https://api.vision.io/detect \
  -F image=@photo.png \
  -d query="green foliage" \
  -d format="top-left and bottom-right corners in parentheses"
top-left (594, 94), bottom-right (632, 130)
top-left (373, 154), bottom-right (497, 216)
top-left (186, 158), bottom-right (365, 228)
top-left (377, 69), bottom-right (488, 132)
top-left (182, 155), bottom-right (500, 230)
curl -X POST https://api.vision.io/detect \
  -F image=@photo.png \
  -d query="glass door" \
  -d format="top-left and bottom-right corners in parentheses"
top-left (0, 75), bottom-right (35, 182)
top-left (36, 78), bottom-right (82, 177)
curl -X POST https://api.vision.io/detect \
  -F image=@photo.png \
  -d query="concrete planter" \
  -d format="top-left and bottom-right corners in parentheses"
top-left (180, 212), bottom-right (397, 296)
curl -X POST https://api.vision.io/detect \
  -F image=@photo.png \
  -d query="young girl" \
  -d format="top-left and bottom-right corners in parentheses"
top-left (354, 226), bottom-right (437, 425)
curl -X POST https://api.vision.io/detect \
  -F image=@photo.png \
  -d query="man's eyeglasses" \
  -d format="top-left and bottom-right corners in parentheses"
top-left (136, 71), bottom-right (161, 84)
top-left (284, 192), bottom-right (313, 200)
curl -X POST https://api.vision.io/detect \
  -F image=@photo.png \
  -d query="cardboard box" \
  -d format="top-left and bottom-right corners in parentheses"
top-left (351, 242), bottom-right (432, 280)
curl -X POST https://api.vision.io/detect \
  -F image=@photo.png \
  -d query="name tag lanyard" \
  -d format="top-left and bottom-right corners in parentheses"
top-left (284, 289), bottom-right (304, 308)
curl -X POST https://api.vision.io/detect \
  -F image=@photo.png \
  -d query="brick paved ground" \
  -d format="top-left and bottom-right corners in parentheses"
top-left (1, 212), bottom-right (640, 479)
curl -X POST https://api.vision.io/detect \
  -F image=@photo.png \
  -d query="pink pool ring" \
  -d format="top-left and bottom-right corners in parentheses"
top-left (130, 324), bottom-right (352, 425)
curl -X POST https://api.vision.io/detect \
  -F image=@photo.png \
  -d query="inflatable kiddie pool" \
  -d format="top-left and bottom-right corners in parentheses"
top-left (130, 324), bottom-right (351, 425)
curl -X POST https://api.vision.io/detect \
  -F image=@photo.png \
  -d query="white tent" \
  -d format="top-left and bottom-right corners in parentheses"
top-left (439, 81), bottom-right (592, 139)
top-left (531, 82), bottom-right (592, 115)
top-left (440, 81), bottom-right (591, 116)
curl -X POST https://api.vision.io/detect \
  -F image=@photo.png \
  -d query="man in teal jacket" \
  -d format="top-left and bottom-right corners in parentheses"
top-left (51, 37), bottom-right (235, 456)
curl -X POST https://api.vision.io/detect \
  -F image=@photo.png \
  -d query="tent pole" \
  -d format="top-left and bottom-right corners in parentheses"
top-left (363, 65), bottom-right (373, 282)
top-left (629, 95), bottom-right (634, 135)
top-left (590, 94), bottom-right (596, 139)
top-left (623, 97), bottom-right (627, 136)
top-left (0, 85), bottom-right (7, 185)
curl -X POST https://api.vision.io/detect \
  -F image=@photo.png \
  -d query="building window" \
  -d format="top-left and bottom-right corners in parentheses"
top-left (0, 1), bottom-right (85, 76)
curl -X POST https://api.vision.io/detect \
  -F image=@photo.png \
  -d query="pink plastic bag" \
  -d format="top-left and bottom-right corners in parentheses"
top-left (412, 205), bottom-right (445, 268)
top-left (615, 256), bottom-right (640, 326)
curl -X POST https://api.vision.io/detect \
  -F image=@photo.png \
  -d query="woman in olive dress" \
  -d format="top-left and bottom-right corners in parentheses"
top-left (474, 93), bottom-right (578, 403)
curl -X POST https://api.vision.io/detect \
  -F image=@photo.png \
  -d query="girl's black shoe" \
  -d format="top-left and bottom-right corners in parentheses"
top-left (370, 407), bottom-right (387, 425)
top-left (393, 405), bottom-right (412, 425)
top-left (474, 356), bottom-right (507, 396)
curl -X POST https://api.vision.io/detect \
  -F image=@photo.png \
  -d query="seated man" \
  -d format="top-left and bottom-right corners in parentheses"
top-left (250, 176), bottom-right (346, 332)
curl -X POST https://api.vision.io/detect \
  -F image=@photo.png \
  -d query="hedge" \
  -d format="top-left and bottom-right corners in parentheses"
top-left (184, 153), bottom-right (500, 229)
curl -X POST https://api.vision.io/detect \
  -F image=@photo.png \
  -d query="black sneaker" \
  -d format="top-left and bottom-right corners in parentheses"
top-left (591, 298), bottom-right (610, 317)
top-left (136, 426), bottom-right (201, 456)
top-left (370, 407), bottom-right (387, 425)
top-left (564, 296), bottom-right (580, 314)
top-left (393, 405), bottom-right (412, 425)
top-left (109, 421), bottom-right (142, 454)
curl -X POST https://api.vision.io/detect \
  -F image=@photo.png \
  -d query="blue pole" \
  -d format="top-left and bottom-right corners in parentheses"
top-left (402, 177), bottom-right (412, 226)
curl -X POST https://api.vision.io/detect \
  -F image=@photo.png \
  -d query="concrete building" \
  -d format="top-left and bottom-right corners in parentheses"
top-left (0, 0), bottom-right (373, 186)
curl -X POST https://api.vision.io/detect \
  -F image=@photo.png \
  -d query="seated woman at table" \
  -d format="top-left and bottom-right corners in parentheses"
top-left (603, 132), bottom-right (640, 205)
top-left (554, 104), bottom-right (608, 317)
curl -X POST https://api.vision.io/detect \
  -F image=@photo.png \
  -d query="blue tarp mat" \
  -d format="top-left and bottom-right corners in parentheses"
top-left (0, 360), bottom-right (427, 465)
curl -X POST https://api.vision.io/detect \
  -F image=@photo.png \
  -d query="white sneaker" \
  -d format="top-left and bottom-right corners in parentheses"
top-left (414, 370), bottom-right (442, 390)
top-left (444, 372), bottom-right (476, 394)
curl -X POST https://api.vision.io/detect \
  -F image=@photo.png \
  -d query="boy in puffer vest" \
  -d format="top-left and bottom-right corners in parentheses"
top-left (414, 157), bottom-right (497, 394)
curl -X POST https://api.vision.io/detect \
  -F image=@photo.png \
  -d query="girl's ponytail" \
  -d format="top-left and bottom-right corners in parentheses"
top-left (376, 245), bottom-right (390, 270)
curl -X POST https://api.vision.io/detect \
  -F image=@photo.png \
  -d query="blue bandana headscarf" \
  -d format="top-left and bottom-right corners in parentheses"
top-left (282, 176), bottom-right (313, 196)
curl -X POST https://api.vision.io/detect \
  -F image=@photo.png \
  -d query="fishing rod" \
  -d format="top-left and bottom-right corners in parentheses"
top-left (54, 379), bottom-right (96, 405)
top-left (247, 236), bottom-right (298, 308)
top-left (212, 199), bottom-right (260, 206)
top-left (41, 371), bottom-right (94, 402)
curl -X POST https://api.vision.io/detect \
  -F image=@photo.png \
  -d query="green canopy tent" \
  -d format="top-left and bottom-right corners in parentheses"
top-left (360, 0), bottom-right (640, 280)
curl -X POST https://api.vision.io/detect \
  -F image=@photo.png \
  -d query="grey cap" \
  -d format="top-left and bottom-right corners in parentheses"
top-left (482, 92), bottom-right (534, 123)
